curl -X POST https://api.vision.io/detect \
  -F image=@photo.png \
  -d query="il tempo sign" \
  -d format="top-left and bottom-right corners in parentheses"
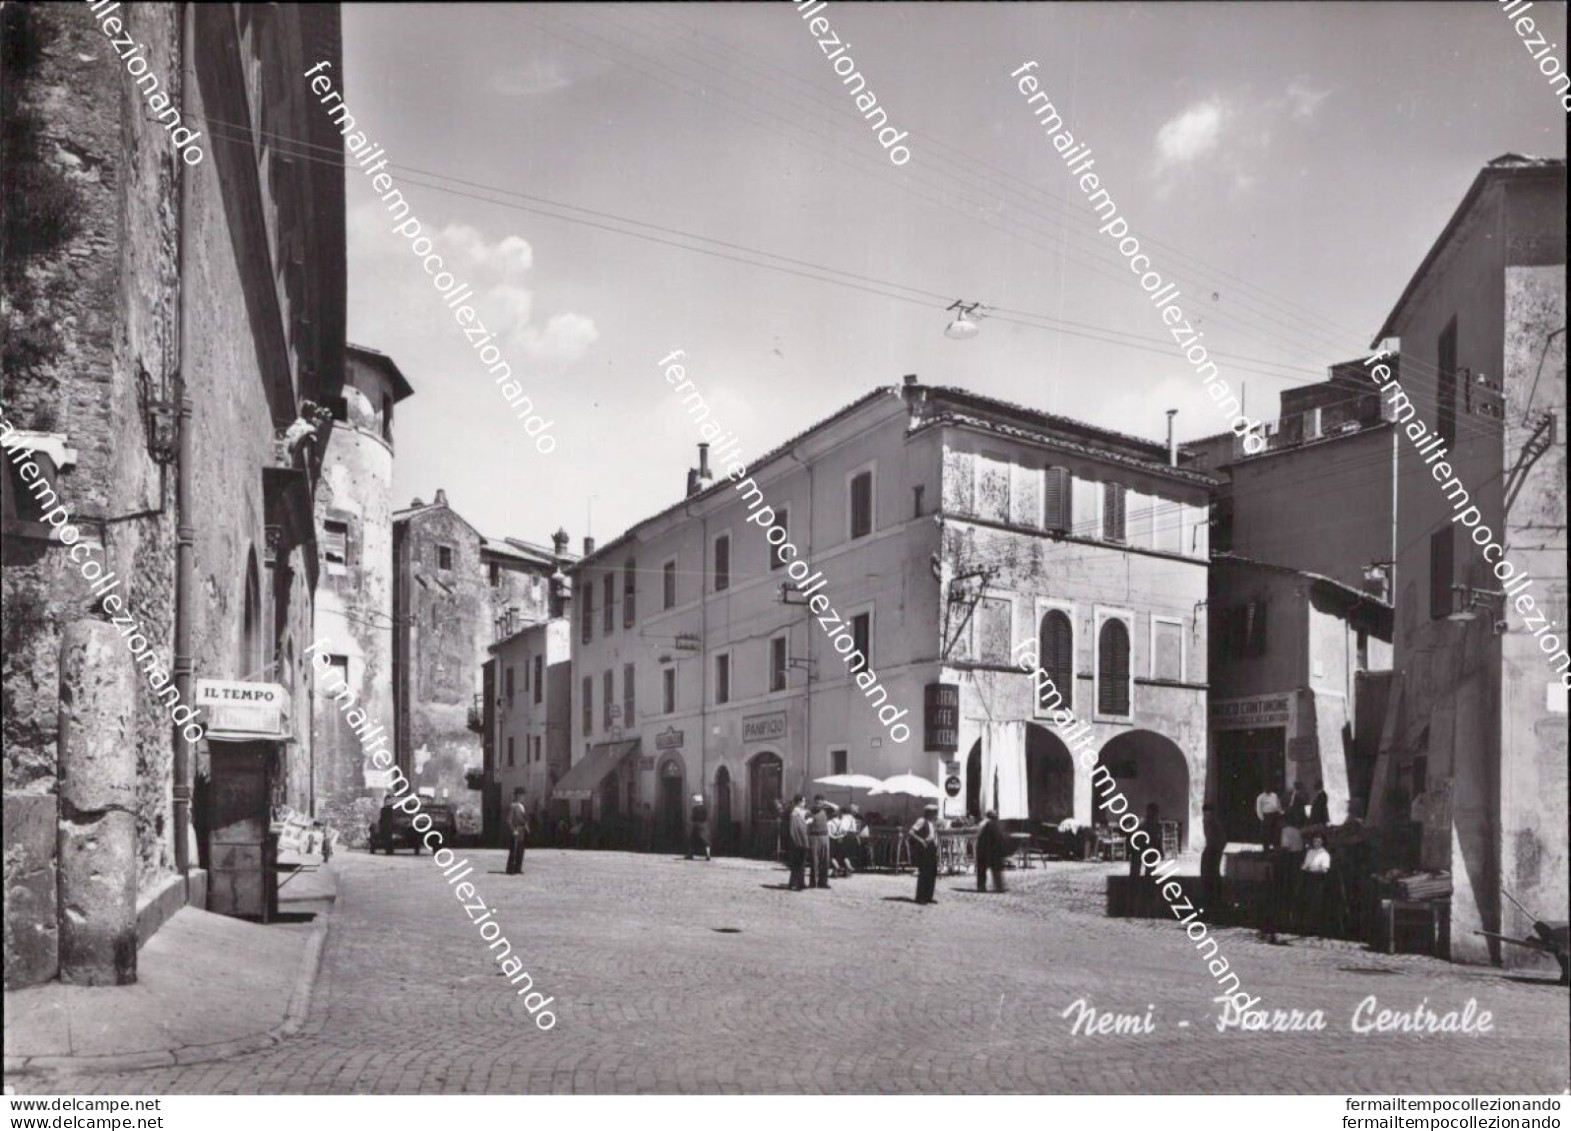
top-left (195, 679), bottom-right (290, 739)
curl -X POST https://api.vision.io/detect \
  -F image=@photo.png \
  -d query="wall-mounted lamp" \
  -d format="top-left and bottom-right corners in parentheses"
top-left (139, 363), bottom-right (181, 464)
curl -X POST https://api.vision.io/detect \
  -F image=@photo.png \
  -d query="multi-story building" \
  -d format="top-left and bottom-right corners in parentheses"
top-left (558, 377), bottom-right (1213, 854)
top-left (1365, 154), bottom-right (1566, 968)
top-left (490, 609), bottom-right (574, 830)
top-left (392, 493), bottom-right (570, 832)
top-left (1207, 556), bottom-right (1393, 840)
top-left (2, 3), bottom-right (344, 985)
top-left (311, 344), bottom-right (412, 834)
top-left (1191, 359), bottom-right (1400, 597)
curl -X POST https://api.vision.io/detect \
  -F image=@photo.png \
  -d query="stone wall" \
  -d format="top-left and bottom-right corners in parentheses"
top-left (2, 3), bottom-right (182, 987)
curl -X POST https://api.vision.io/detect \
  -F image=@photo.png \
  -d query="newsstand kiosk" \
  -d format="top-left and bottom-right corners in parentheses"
top-left (196, 679), bottom-right (292, 922)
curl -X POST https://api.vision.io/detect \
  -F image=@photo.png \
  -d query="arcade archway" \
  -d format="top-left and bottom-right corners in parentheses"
top-left (1094, 730), bottom-right (1191, 850)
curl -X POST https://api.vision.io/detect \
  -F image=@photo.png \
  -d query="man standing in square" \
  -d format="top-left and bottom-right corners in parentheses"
top-left (505, 793), bottom-right (531, 875)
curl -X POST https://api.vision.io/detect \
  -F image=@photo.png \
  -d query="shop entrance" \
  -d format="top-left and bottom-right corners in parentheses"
top-left (1215, 726), bottom-right (1285, 843)
top-left (657, 759), bottom-right (685, 850)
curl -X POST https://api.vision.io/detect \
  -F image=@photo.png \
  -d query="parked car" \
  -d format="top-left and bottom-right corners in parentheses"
top-left (367, 801), bottom-right (457, 854)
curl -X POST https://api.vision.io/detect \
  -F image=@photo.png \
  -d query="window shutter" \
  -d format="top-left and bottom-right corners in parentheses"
top-left (1103, 483), bottom-right (1126, 542)
top-left (1044, 468), bottom-right (1071, 532)
top-left (1098, 619), bottom-right (1130, 715)
top-left (1430, 528), bottom-right (1454, 619)
top-left (1039, 611), bottom-right (1074, 708)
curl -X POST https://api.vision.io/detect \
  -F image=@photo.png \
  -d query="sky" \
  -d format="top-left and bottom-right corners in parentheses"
top-left (338, 1), bottom-right (1568, 549)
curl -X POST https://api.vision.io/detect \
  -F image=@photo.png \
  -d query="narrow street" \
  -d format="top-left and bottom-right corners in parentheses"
top-left (22, 850), bottom-right (1569, 1095)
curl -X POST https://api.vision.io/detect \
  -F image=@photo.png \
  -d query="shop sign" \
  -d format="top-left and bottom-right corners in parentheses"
top-left (742, 711), bottom-right (787, 743)
top-left (196, 679), bottom-right (290, 739)
top-left (1209, 693), bottom-right (1294, 730)
top-left (944, 775), bottom-right (962, 798)
top-left (924, 682), bottom-right (960, 753)
top-left (655, 726), bottom-right (685, 751)
top-left (637, 756), bottom-right (656, 772)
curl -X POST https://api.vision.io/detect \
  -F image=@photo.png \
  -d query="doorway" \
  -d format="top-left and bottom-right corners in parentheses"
top-left (1215, 727), bottom-right (1285, 844)
top-left (657, 759), bottom-right (685, 850)
top-left (714, 766), bottom-right (733, 854)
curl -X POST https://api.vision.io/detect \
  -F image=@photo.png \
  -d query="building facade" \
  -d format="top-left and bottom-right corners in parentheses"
top-left (490, 615), bottom-right (574, 830)
top-left (1366, 155), bottom-right (1567, 969)
top-left (1207, 556), bottom-right (1393, 841)
top-left (2, 3), bottom-right (344, 986)
top-left (561, 378), bottom-right (1212, 853)
top-left (310, 344), bottom-right (411, 838)
top-left (391, 491), bottom-right (567, 832)
top-left (1192, 360), bottom-right (1400, 597)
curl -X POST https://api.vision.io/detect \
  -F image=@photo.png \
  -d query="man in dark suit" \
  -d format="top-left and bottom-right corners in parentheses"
top-left (786, 795), bottom-right (809, 891)
top-left (974, 809), bottom-right (1008, 893)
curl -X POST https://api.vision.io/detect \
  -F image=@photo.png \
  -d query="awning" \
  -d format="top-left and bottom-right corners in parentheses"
top-left (552, 740), bottom-right (640, 801)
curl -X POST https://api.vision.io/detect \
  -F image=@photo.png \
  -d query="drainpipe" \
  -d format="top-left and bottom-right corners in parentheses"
top-left (1166, 410), bottom-right (1178, 466)
top-left (171, 2), bottom-right (195, 887)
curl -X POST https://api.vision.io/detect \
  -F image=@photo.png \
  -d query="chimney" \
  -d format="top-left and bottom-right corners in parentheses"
top-left (552, 527), bottom-right (570, 557)
top-left (1165, 410), bottom-right (1178, 467)
top-left (583, 535), bottom-right (596, 556)
top-left (901, 373), bottom-right (924, 418)
top-left (434, 488), bottom-right (448, 507)
top-left (410, 496), bottom-right (425, 508)
top-left (688, 443), bottom-right (714, 497)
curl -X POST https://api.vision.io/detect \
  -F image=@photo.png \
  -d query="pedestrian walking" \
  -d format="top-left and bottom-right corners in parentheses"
top-left (787, 795), bottom-right (809, 891)
top-left (686, 793), bottom-right (711, 861)
top-left (1200, 802), bottom-right (1226, 919)
top-left (974, 808), bottom-right (1008, 893)
top-left (505, 795), bottom-right (530, 875)
top-left (909, 803), bottom-right (941, 904)
top-left (807, 796), bottom-right (832, 889)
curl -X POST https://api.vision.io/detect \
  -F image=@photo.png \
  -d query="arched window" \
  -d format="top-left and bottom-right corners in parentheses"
top-left (1044, 467), bottom-right (1072, 533)
top-left (1097, 619), bottom-right (1131, 716)
top-left (1037, 610), bottom-right (1074, 710)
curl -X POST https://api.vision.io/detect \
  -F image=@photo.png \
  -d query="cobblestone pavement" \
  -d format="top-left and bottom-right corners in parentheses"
top-left (13, 849), bottom-right (1569, 1094)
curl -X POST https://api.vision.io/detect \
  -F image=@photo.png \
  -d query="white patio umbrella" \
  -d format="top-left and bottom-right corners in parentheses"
top-left (812, 773), bottom-right (884, 809)
top-left (868, 773), bottom-right (943, 799)
top-left (868, 773), bottom-right (945, 825)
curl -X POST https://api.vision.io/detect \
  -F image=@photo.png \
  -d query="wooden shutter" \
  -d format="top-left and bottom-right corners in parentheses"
top-left (1098, 619), bottom-right (1130, 715)
top-left (1044, 468), bottom-right (1071, 532)
top-left (1103, 483), bottom-right (1126, 542)
top-left (1040, 611), bottom-right (1074, 707)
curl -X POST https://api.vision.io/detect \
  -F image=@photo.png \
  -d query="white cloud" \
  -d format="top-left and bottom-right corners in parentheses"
top-left (513, 312), bottom-right (600, 363)
top-left (346, 199), bottom-right (598, 374)
top-left (490, 57), bottom-right (576, 98)
top-left (1155, 99), bottom-right (1229, 170)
